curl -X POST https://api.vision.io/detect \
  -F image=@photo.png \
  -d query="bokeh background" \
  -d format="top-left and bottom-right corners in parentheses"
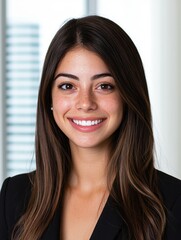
top-left (0, 0), bottom-right (181, 185)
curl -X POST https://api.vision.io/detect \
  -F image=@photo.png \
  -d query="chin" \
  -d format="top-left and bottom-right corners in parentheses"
top-left (70, 138), bottom-right (110, 150)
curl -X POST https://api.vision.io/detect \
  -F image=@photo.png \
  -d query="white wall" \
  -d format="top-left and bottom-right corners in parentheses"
top-left (150, 0), bottom-right (181, 178)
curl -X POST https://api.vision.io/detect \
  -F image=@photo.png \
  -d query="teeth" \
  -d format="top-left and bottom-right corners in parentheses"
top-left (73, 119), bottom-right (103, 126)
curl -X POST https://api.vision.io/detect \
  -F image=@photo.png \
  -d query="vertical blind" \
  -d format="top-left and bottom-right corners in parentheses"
top-left (5, 24), bottom-right (39, 177)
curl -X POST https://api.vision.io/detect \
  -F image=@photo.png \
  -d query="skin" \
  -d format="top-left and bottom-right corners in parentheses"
top-left (51, 47), bottom-right (123, 239)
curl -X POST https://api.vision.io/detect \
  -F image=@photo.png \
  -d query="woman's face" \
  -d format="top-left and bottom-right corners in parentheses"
top-left (51, 47), bottom-right (123, 150)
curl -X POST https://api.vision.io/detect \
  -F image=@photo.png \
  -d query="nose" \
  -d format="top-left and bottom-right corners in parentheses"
top-left (75, 89), bottom-right (97, 111)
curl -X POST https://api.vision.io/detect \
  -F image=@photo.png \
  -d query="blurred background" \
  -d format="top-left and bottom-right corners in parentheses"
top-left (0, 0), bottom-right (181, 185)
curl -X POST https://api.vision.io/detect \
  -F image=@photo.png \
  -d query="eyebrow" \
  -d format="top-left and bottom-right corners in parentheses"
top-left (54, 72), bottom-right (113, 81)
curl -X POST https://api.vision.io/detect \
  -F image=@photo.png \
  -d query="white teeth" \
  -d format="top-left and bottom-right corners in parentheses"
top-left (73, 119), bottom-right (103, 126)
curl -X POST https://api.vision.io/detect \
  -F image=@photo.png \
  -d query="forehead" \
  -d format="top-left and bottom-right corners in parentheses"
top-left (55, 47), bottom-right (110, 74)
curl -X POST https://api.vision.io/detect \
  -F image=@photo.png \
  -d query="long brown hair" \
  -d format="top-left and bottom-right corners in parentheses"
top-left (12, 16), bottom-right (166, 239)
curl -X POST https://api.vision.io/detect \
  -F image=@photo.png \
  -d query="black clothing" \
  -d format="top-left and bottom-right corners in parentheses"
top-left (0, 170), bottom-right (181, 239)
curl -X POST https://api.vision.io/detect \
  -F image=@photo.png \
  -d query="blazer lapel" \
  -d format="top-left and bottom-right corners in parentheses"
top-left (90, 196), bottom-right (124, 240)
top-left (40, 196), bottom-right (125, 240)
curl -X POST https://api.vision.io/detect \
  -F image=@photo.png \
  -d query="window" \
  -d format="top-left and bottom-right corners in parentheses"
top-left (5, 24), bottom-right (39, 176)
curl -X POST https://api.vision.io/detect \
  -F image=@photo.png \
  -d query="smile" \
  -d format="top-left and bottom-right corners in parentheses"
top-left (72, 119), bottom-right (103, 126)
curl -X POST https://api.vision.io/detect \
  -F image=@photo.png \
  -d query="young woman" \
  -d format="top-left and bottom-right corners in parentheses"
top-left (0, 15), bottom-right (181, 240)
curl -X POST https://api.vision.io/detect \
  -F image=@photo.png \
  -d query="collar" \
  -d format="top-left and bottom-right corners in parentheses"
top-left (41, 195), bottom-right (124, 240)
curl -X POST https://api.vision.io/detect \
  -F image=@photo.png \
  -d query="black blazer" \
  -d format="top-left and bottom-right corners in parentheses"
top-left (0, 170), bottom-right (181, 240)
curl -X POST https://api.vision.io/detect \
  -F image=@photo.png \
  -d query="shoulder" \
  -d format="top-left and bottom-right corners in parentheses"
top-left (157, 170), bottom-right (181, 208)
top-left (156, 170), bottom-right (181, 239)
top-left (1, 172), bottom-right (33, 206)
top-left (1, 172), bottom-right (33, 191)
top-left (0, 172), bottom-right (34, 238)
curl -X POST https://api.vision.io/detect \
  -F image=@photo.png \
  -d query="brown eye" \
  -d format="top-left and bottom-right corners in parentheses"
top-left (97, 83), bottom-right (114, 90)
top-left (58, 83), bottom-right (74, 90)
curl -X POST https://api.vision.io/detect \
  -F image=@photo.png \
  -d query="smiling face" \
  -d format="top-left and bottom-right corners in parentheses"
top-left (51, 47), bottom-right (123, 150)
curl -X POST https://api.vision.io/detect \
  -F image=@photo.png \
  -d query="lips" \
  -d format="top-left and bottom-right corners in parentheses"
top-left (72, 119), bottom-right (103, 126)
top-left (68, 118), bottom-right (106, 132)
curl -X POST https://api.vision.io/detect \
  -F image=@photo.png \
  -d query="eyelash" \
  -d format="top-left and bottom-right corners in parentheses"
top-left (97, 83), bottom-right (114, 91)
top-left (57, 83), bottom-right (115, 92)
top-left (58, 83), bottom-right (74, 90)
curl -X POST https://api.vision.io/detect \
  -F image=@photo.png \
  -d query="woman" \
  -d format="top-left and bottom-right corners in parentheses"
top-left (0, 15), bottom-right (181, 240)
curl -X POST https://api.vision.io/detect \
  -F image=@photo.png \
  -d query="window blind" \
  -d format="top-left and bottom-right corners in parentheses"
top-left (5, 24), bottom-right (39, 177)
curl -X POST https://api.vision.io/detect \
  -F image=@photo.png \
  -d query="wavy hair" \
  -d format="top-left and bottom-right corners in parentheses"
top-left (12, 15), bottom-right (166, 239)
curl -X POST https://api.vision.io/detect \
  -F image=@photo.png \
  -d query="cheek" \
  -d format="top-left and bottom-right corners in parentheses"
top-left (52, 100), bottom-right (70, 128)
top-left (52, 96), bottom-right (72, 127)
top-left (101, 97), bottom-right (123, 116)
top-left (52, 95), bottom-right (72, 113)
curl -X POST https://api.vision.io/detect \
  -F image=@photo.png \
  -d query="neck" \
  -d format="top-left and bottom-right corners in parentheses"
top-left (69, 144), bottom-right (110, 193)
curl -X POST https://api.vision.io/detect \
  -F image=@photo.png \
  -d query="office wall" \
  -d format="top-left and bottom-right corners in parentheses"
top-left (149, 0), bottom-right (181, 178)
